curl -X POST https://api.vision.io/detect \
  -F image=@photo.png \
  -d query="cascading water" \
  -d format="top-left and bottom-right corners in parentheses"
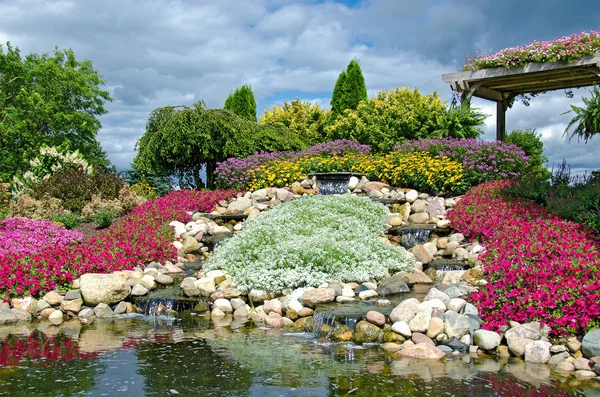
top-left (400, 228), bottom-right (431, 249)
top-left (133, 298), bottom-right (211, 316)
top-left (312, 312), bottom-right (361, 336)
top-left (310, 172), bottom-right (361, 195)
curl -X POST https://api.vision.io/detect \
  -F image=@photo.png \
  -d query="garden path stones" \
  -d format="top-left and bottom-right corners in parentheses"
top-left (376, 275), bottom-right (410, 296)
top-left (582, 329), bottom-right (600, 358)
top-left (80, 274), bottom-right (131, 306)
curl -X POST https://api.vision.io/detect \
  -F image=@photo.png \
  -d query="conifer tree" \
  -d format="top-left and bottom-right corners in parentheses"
top-left (330, 59), bottom-right (367, 118)
top-left (224, 84), bottom-right (257, 122)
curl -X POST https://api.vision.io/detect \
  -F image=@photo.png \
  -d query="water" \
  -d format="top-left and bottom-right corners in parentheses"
top-left (0, 317), bottom-right (596, 396)
top-left (316, 180), bottom-right (349, 195)
top-left (400, 227), bottom-right (431, 249)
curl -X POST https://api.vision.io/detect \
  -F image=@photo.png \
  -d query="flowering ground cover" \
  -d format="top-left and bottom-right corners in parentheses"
top-left (0, 218), bottom-right (83, 257)
top-left (448, 181), bottom-right (600, 336)
top-left (0, 189), bottom-right (236, 299)
top-left (463, 30), bottom-right (600, 71)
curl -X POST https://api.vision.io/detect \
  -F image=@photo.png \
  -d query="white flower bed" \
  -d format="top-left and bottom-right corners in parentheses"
top-left (206, 195), bottom-right (414, 293)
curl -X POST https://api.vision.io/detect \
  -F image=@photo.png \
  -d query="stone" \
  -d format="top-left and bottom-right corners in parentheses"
top-left (301, 288), bottom-right (336, 307)
top-left (37, 300), bottom-right (51, 311)
top-left (165, 263), bottom-right (184, 273)
top-left (43, 291), bottom-right (63, 306)
top-left (396, 203), bottom-right (411, 221)
top-left (368, 190), bottom-right (383, 199)
top-left (294, 316), bottom-right (314, 332)
top-left (155, 273), bottom-right (174, 285)
top-left (211, 308), bottom-right (225, 317)
top-left (286, 299), bottom-right (303, 313)
top-left (11, 296), bottom-right (39, 313)
top-left (227, 197), bottom-right (252, 213)
top-left (505, 322), bottom-right (541, 341)
top-left (40, 308), bottom-right (55, 318)
top-left (574, 357), bottom-right (591, 370)
top-left (193, 302), bottom-right (210, 313)
top-left (60, 298), bottom-right (83, 313)
top-left (214, 299), bottom-right (233, 313)
top-left (408, 245), bottom-right (433, 264)
top-left (427, 197), bottom-right (446, 218)
top-left (389, 306), bottom-right (416, 326)
top-left (195, 279), bottom-right (217, 297)
top-left (78, 308), bottom-right (95, 319)
top-left (448, 233), bottom-right (465, 243)
top-left (263, 299), bottom-right (283, 316)
top-left (297, 308), bottom-right (314, 317)
top-left (549, 352), bottom-right (571, 366)
top-left (377, 299), bottom-right (391, 306)
top-left (426, 317), bottom-right (444, 338)
top-left (353, 320), bottom-right (383, 343)
top-left (182, 236), bottom-right (200, 253)
top-left (389, 217), bottom-right (403, 227)
top-left (574, 370), bottom-right (597, 378)
top-left (445, 298), bottom-right (467, 313)
top-left (441, 271), bottom-right (467, 285)
top-left (408, 213), bottom-right (429, 224)
top-left (423, 288), bottom-right (450, 302)
top-left (444, 311), bottom-right (471, 339)
top-left (265, 312), bottom-right (284, 328)
top-left (405, 190), bottom-right (418, 203)
top-left (582, 328), bottom-right (600, 358)
top-left (412, 332), bottom-right (435, 347)
top-left (462, 303), bottom-right (479, 317)
top-left (63, 290), bottom-right (82, 301)
top-left (348, 176), bottom-right (359, 190)
top-left (362, 181), bottom-right (389, 193)
top-left (550, 345), bottom-right (567, 353)
top-left (392, 271), bottom-right (433, 286)
top-left (248, 289), bottom-right (269, 304)
top-left (391, 321), bottom-right (412, 338)
top-left (230, 298), bottom-right (246, 311)
top-left (113, 301), bottom-right (128, 315)
top-left (341, 286), bottom-right (355, 298)
top-left (48, 309), bottom-right (64, 321)
top-left (183, 287), bottom-right (201, 298)
top-left (80, 274), bottom-right (131, 306)
top-left (567, 337), bottom-right (582, 353)
top-left (397, 298), bottom-right (420, 313)
top-left (473, 330), bottom-right (501, 351)
top-left (377, 275), bottom-right (410, 296)
top-left (409, 308), bottom-right (431, 333)
top-left (366, 311), bottom-right (386, 327)
top-left (93, 303), bottom-right (114, 318)
top-left (394, 343), bottom-right (446, 360)
top-left (382, 342), bottom-right (402, 352)
top-left (131, 284), bottom-right (149, 296)
top-left (5, 308), bottom-right (27, 322)
top-left (358, 290), bottom-right (379, 300)
top-left (508, 337), bottom-right (534, 357)
top-left (593, 362), bottom-right (600, 376)
top-left (411, 199), bottom-right (428, 214)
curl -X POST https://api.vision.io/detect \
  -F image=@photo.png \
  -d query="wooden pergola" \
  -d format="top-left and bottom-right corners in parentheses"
top-left (442, 54), bottom-right (600, 140)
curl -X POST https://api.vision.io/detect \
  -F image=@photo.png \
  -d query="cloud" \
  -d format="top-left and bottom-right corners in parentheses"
top-left (0, 0), bottom-right (598, 171)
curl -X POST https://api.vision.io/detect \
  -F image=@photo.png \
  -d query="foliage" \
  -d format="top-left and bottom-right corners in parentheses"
top-left (463, 30), bottom-right (600, 70)
top-left (0, 179), bottom-right (9, 218)
top-left (0, 189), bottom-right (236, 299)
top-left (223, 84), bottom-right (257, 122)
top-left (259, 98), bottom-right (329, 145)
top-left (52, 210), bottom-right (82, 230)
top-left (206, 195), bottom-right (414, 293)
top-left (433, 103), bottom-right (487, 139)
top-left (325, 87), bottom-right (446, 152)
top-left (563, 85), bottom-right (600, 143)
top-left (135, 102), bottom-right (304, 188)
top-left (124, 165), bottom-right (172, 197)
top-left (11, 143), bottom-right (94, 198)
top-left (130, 181), bottom-right (159, 200)
top-left (395, 138), bottom-right (529, 187)
top-left (0, 42), bottom-right (112, 184)
top-left (448, 181), bottom-right (600, 336)
top-left (215, 139), bottom-right (371, 189)
top-left (505, 129), bottom-right (551, 179)
top-left (0, 217), bottom-right (82, 257)
top-left (8, 194), bottom-right (64, 220)
top-left (330, 59), bottom-right (368, 118)
top-left (81, 194), bottom-right (123, 223)
top-left (504, 160), bottom-right (600, 233)
top-left (92, 207), bottom-right (117, 229)
top-left (30, 168), bottom-right (124, 213)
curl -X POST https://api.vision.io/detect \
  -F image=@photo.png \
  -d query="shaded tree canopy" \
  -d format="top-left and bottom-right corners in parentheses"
top-left (0, 42), bottom-right (112, 183)
top-left (135, 102), bottom-right (304, 188)
top-left (224, 84), bottom-right (257, 122)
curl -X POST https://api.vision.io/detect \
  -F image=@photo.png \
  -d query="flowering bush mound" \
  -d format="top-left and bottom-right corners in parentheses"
top-left (395, 138), bottom-right (529, 187)
top-left (464, 30), bottom-right (600, 71)
top-left (206, 195), bottom-right (414, 293)
top-left (0, 189), bottom-right (236, 299)
top-left (0, 218), bottom-right (82, 257)
top-left (448, 181), bottom-right (600, 336)
top-left (215, 139), bottom-right (371, 189)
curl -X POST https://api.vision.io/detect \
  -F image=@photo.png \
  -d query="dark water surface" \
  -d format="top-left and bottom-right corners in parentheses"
top-left (0, 315), bottom-right (598, 397)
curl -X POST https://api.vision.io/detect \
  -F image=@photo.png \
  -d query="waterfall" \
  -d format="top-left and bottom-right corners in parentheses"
top-left (133, 298), bottom-right (211, 316)
top-left (400, 228), bottom-right (431, 249)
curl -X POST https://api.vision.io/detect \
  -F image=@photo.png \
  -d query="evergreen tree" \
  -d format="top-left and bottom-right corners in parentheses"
top-left (330, 59), bottom-right (367, 118)
top-left (223, 84), bottom-right (257, 122)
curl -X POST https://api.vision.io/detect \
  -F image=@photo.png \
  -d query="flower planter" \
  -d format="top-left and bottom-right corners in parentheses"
top-left (308, 172), bottom-right (362, 195)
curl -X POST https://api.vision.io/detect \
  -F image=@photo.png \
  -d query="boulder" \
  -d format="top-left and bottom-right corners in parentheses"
top-left (248, 289), bottom-right (269, 304)
top-left (353, 320), bottom-right (383, 343)
top-left (427, 197), bottom-right (446, 218)
top-left (405, 190), bottom-right (418, 203)
top-left (408, 308), bottom-right (431, 333)
top-left (0, 309), bottom-right (18, 324)
top-left (263, 299), bottom-right (283, 316)
top-left (392, 271), bottom-right (432, 286)
top-left (60, 298), bottom-right (83, 313)
top-left (301, 288), bottom-right (336, 308)
top-left (93, 303), bottom-right (114, 318)
top-left (408, 245), bottom-right (433, 264)
top-left (391, 321), bottom-right (412, 338)
top-left (408, 213), bottom-right (429, 224)
top-left (131, 284), bottom-right (149, 296)
top-left (473, 330), bottom-right (501, 351)
top-left (426, 317), bottom-right (444, 338)
top-left (423, 288), bottom-right (450, 302)
top-left (412, 332), bottom-right (435, 346)
top-left (582, 328), bottom-right (600, 358)
top-left (377, 275), bottom-right (410, 296)
top-left (43, 291), bottom-right (63, 306)
top-left (410, 199), bottom-right (428, 214)
top-left (389, 306), bottom-right (415, 324)
top-left (366, 311), bottom-right (386, 327)
top-left (394, 343), bottom-right (446, 360)
top-left (524, 341), bottom-right (552, 364)
top-left (182, 236), bottom-right (200, 254)
top-left (443, 311), bottom-right (470, 339)
top-left (10, 308), bottom-right (32, 322)
top-left (80, 274), bottom-right (131, 306)
top-left (505, 322), bottom-right (541, 341)
top-left (214, 299), bottom-right (233, 313)
top-left (508, 337), bottom-right (534, 357)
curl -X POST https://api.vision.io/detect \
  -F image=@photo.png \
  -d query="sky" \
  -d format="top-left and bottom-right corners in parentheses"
top-left (1, 0), bottom-right (599, 174)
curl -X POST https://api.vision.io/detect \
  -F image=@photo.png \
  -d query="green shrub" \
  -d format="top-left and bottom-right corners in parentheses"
top-left (52, 211), bottom-right (82, 230)
top-left (433, 103), bottom-right (487, 139)
top-left (206, 195), bottom-right (414, 293)
top-left (505, 129), bottom-right (551, 179)
top-left (8, 194), bottom-right (64, 220)
top-left (92, 207), bottom-right (117, 229)
top-left (31, 168), bottom-right (124, 213)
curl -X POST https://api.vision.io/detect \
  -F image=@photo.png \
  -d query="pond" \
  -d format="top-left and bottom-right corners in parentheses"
top-left (0, 315), bottom-right (597, 397)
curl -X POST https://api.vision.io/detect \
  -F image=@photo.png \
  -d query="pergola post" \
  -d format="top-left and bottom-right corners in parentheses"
top-left (496, 101), bottom-right (507, 141)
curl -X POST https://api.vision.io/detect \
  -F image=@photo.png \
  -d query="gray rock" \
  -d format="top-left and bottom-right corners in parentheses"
top-left (505, 322), bottom-right (541, 341)
top-left (93, 303), bottom-right (114, 318)
top-left (227, 197), bottom-right (252, 213)
top-left (593, 362), bottom-right (600, 376)
top-left (438, 345), bottom-right (453, 353)
top-left (302, 288), bottom-right (336, 308)
top-left (64, 290), bottom-right (82, 301)
top-left (462, 303), bottom-right (479, 316)
top-left (473, 330), bottom-right (501, 350)
top-left (60, 298), bottom-right (83, 313)
top-left (409, 308), bottom-right (432, 333)
top-left (548, 352), bottom-right (571, 366)
top-left (377, 275), bottom-right (410, 296)
top-left (582, 328), bottom-right (600, 358)
top-left (10, 308), bottom-right (32, 322)
top-left (131, 284), bottom-right (149, 296)
top-left (248, 289), bottom-right (269, 304)
top-left (37, 300), bottom-right (51, 311)
top-left (0, 309), bottom-right (18, 324)
top-left (80, 274), bottom-right (131, 306)
top-left (444, 282), bottom-right (477, 299)
top-left (78, 308), bottom-right (95, 318)
top-left (508, 337), bottom-right (534, 357)
top-left (524, 341), bottom-right (552, 363)
top-left (444, 311), bottom-right (471, 339)
top-left (389, 306), bottom-right (416, 324)
top-left (448, 233), bottom-right (465, 243)
top-left (423, 288), bottom-right (450, 302)
top-left (446, 298), bottom-right (467, 313)
top-left (155, 273), bottom-right (174, 285)
top-left (113, 301), bottom-right (129, 315)
top-left (427, 197), bottom-right (446, 218)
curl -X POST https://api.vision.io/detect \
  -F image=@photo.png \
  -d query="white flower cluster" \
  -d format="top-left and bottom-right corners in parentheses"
top-left (206, 195), bottom-right (415, 293)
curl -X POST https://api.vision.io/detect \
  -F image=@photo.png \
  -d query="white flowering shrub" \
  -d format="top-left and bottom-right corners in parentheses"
top-left (12, 144), bottom-right (93, 197)
top-left (206, 195), bottom-right (414, 293)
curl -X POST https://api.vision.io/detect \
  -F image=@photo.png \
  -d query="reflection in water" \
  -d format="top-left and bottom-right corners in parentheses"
top-left (0, 317), bottom-right (597, 397)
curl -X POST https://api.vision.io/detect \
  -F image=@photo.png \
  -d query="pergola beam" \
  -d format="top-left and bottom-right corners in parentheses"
top-left (442, 54), bottom-right (600, 141)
